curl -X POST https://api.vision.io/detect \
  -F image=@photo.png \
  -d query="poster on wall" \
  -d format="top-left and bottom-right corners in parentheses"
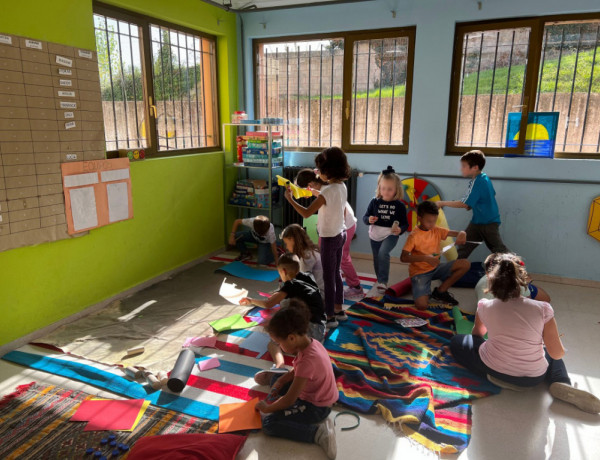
top-left (505, 111), bottom-right (559, 158)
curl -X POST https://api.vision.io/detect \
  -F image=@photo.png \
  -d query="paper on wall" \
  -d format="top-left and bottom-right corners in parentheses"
top-left (107, 182), bottom-right (129, 223)
top-left (219, 278), bottom-right (248, 305)
top-left (69, 187), bottom-right (98, 231)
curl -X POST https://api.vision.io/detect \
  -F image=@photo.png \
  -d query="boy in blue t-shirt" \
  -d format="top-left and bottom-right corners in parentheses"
top-left (437, 150), bottom-right (510, 259)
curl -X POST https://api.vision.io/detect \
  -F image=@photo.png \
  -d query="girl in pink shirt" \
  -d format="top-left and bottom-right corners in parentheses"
top-left (450, 253), bottom-right (600, 414)
top-left (255, 300), bottom-right (339, 459)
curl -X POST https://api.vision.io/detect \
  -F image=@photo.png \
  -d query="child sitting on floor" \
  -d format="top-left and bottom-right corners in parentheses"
top-left (229, 215), bottom-right (279, 265)
top-left (255, 300), bottom-right (338, 459)
top-left (281, 224), bottom-right (325, 297)
top-left (240, 254), bottom-right (326, 368)
top-left (450, 253), bottom-right (600, 414)
top-left (295, 168), bottom-right (364, 300)
top-left (475, 252), bottom-right (551, 302)
top-left (401, 201), bottom-right (470, 309)
top-left (363, 166), bottom-right (409, 294)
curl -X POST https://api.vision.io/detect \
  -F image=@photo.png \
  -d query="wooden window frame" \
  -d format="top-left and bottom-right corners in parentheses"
top-left (93, 1), bottom-right (221, 159)
top-left (446, 13), bottom-right (600, 159)
top-left (253, 26), bottom-right (416, 154)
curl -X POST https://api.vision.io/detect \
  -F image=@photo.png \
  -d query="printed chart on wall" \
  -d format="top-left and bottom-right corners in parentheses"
top-left (0, 32), bottom-right (105, 252)
top-left (61, 158), bottom-right (133, 234)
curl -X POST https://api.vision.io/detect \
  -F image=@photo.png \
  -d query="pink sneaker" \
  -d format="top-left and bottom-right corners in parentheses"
top-left (344, 286), bottom-right (364, 299)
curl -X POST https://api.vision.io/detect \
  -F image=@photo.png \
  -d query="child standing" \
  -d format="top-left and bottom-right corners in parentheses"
top-left (241, 254), bottom-right (326, 367)
top-left (255, 300), bottom-right (338, 459)
top-left (436, 150), bottom-right (510, 259)
top-left (363, 166), bottom-right (408, 294)
top-left (281, 224), bottom-right (324, 296)
top-left (295, 169), bottom-right (363, 299)
top-left (229, 215), bottom-right (279, 265)
top-left (401, 201), bottom-right (470, 309)
top-left (285, 148), bottom-right (350, 328)
top-left (450, 253), bottom-right (600, 414)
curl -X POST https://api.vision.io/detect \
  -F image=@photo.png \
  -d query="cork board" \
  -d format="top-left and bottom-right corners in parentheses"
top-left (0, 32), bottom-right (106, 252)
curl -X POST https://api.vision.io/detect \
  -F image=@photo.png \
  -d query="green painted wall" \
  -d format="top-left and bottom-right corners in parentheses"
top-left (0, 0), bottom-right (237, 346)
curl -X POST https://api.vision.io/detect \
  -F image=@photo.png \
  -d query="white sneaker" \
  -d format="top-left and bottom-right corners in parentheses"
top-left (550, 382), bottom-right (600, 414)
top-left (365, 284), bottom-right (381, 298)
top-left (326, 317), bottom-right (339, 329)
top-left (314, 416), bottom-right (337, 459)
top-left (376, 283), bottom-right (387, 294)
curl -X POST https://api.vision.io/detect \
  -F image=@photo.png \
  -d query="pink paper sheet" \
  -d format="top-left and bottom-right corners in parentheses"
top-left (198, 357), bottom-right (221, 371)
top-left (183, 336), bottom-right (218, 348)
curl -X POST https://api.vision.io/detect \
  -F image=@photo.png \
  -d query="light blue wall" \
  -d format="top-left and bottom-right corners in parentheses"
top-left (240, 0), bottom-right (600, 281)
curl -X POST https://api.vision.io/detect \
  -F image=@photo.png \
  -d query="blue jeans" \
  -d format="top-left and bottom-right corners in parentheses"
top-left (450, 334), bottom-right (571, 386)
top-left (235, 230), bottom-right (274, 265)
top-left (411, 261), bottom-right (456, 298)
top-left (370, 235), bottom-right (399, 285)
top-left (262, 375), bottom-right (331, 443)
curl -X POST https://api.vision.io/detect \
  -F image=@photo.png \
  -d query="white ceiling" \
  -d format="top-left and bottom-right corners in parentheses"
top-left (215, 0), bottom-right (371, 11)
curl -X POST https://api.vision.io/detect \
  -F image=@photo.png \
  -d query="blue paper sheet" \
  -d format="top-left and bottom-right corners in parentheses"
top-left (215, 261), bottom-right (280, 282)
top-left (240, 331), bottom-right (271, 358)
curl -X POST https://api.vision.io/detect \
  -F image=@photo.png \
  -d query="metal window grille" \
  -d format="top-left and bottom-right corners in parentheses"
top-left (150, 25), bottom-right (218, 151)
top-left (94, 13), bottom-right (147, 151)
top-left (350, 37), bottom-right (409, 146)
top-left (535, 21), bottom-right (600, 154)
top-left (256, 39), bottom-right (345, 148)
top-left (454, 27), bottom-right (531, 149)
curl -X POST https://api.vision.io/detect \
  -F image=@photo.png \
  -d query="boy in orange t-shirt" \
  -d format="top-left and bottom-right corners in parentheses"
top-left (401, 201), bottom-right (470, 310)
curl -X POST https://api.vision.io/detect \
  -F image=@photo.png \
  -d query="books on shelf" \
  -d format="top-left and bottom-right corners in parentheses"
top-left (229, 179), bottom-right (279, 208)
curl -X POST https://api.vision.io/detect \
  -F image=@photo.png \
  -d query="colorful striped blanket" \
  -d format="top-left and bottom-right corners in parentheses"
top-left (325, 297), bottom-right (500, 454)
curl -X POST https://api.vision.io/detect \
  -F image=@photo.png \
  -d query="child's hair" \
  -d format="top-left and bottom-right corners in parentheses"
top-left (277, 253), bottom-right (301, 277)
top-left (417, 200), bottom-right (439, 217)
top-left (295, 168), bottom-right (326, 188)
top-left (265, 299), bottom-right (311, 338)
top-left (281, 224), bottom-right (319, 259)
top-left (461, 150), bottom-right (486, 171)
top-left (376, 166), bottom-right (404, 200)
top-left (253, 215), bottom-right (271, 237)
top-left (314, 147), bottom-right (350, 181)
top-left (485, 253), bottom-right (528, 302)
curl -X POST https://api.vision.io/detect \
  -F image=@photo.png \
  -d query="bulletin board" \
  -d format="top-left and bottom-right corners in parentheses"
top-left (0, 32), bottom-right (106, 252)
top-left (61, 158), bottom-right (133, 235)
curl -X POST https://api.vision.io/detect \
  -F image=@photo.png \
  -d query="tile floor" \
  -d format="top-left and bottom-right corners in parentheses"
top-left (1, 258), bottom-right (599, 459)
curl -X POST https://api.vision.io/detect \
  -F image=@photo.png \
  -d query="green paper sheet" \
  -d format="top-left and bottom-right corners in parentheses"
top-left (452, 306), bottom-right (474, 335)
top-left (209, 314), bottom-right (258, 333)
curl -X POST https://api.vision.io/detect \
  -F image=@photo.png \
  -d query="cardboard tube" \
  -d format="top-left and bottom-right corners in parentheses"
top-left (167, 349), bottom-right (195, 393)
top-left (125, 346), bottom-right (145, 357)
top-left (144, 371), bottom-right (162, 390)
top-left (385, 277), bottom-right (412, 297)
top-left (157, 371), bottom-right (168, 386)
top-left (123, 366), bottom-right (143, 379)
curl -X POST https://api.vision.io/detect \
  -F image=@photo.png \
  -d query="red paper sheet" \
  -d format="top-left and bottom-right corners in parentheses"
top-left (72, 398), bottom-right (146, 431)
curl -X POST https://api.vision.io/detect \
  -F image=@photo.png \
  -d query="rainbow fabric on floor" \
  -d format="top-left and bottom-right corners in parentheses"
top-left (325, 297), bottom-right (500, 454)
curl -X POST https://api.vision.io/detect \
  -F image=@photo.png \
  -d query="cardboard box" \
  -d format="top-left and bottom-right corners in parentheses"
top-left (20, 48), bottom-right (49, 65)
top-left (28, 107), bottom-right (57, 120)
top-left (10, 218), bottom-right (41, 233)
top-left (82, 130), bottom-right (104, 141)
top-left (39, 203), bottom-right (64, 217)
top-left (0, 57), bottom-right (22, 72)
top-left (0, 118), bottom-right (29, 130)
top-left (35, 163), bottom-right (61, 175)
top-left (19, 37), bottom-right (47, 52)
top-left (25, 84), bottom-right (54, 98)
top-left (31, 130), bottom-right (59, 142)
top-left (22, 72), bottom-right (52, 86)
top-left (7, 197), bottom-right (39, 211)
top-left (83, 150), bottom-right (106, 161)
top-left (0, 107), bottom-right (28, 119)
top-left (33, 141), bottom-right (61, 153)
top-left (0, 141), bottom-right (33, 154)
top-left (0, 45), bottom-right (21, 60)
top-left (30, 119), bottom-right (58, 131)
top-left (7, 186), bottom-right (38, 200)
top-left (39, 193), bottom-right (63, 207)
top-left (58, 130), bottom-right (82, 142)
top-left (50, 65), bottom-right (77, 79)
top-left (5, 175), bottom-right (37, 189)
top-left (9, 207), bottom-right (40, 222)
top-left (4, 164), bottom-right (36, 177)
top-left (41, 213), bottom-right (66, 227)
top-left (60, 140), bottom-right (83, 152)
top-left (21, 61), bottom-right (51, 75)
top-left (48, 43), bottom-right (75, 57)
top-left (37, 183), bottom-right (63, 195)
top-left (36, 173), bottom-right (61, 186)
top-left (26, 95), bottom-right (54, 109)
top-left (0, 69), bottom-right (23, 83)
top-left (76, 68), bottom-right (100, 82)
top-left (0, 93), bottom-right (26, 107)
top-left (0, 130), bottom-right (31, 142)
top-left (34, 152), bottom-right (61, 164)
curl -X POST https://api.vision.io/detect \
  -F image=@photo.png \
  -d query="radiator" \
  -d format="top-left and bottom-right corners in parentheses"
top-left (282, 166), bottom-right (359, 229)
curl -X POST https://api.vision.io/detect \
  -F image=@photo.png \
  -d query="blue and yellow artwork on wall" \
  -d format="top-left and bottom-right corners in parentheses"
top-left (505, 111), bottom-right (559, 158)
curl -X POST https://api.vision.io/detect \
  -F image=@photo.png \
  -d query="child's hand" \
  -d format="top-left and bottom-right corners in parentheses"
top-left (425, 256), bottom-right (440, 267)
top-left (255, 400), bottom-right (269, 412)
top-left (436, 201), bottom-right (445, 209)
top-left (228, 233), bottom-right (236, 246)
top-left (368, 216), bottom-right (378, 224)
top-left (455, 231), bottom-right (467, 245)
top-left (309, 187), bottom-right (320, 197)
top-left (240, 298), bottom-right (252, 306)
top-left (284, 187), bottom-right (293, 202)
top-left (391, 226), bottom-right (401, 235)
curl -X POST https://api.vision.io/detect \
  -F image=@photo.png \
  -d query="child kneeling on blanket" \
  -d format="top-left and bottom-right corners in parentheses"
top-left (401, 201), bottom-right (470, 309)
top-left (255, 300), bottom-right (338, 459)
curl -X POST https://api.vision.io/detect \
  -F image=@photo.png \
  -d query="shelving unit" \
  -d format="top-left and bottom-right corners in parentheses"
top-left (222, 123), bottom-right (285, 234)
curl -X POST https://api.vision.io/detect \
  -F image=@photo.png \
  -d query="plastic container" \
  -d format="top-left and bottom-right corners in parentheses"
top-left (231, 111), bottom-right (248, 124)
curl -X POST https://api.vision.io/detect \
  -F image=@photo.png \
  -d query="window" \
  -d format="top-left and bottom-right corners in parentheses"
top-left (93, 4), bottom-right (219, 157)
top-left (448, 15), bottom-right (600, 158)
top-left (254, 27), bottom-right (415, 153)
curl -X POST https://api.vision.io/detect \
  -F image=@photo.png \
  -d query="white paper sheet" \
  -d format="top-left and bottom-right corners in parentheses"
top-left (69, 187), bottom-right (98, 231)
top-left (219, 278), bottom-right (249, 305)
top-left (101, 168), bottom-right (130, 182)
top-left (106, 182), bottom-right (129, 223)
top-left (64, 172), bottom-right (98, 188)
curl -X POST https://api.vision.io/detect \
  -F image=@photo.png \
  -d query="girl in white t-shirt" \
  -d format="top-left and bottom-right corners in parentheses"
top-left (295, 168), bottom-right (363, 299)
top-left (450, 253), bottom-right (600, 414)
top-left (285, 147), bottom-right (350, 328)
top-left (281, 224), bottom-right (324, 297)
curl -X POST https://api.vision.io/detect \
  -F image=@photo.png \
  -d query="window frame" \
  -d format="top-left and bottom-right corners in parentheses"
top-left (446, 13), bottom-right (600, 159)
top-left (93, 1), bottom-right (221, 159)
top-left (252, 26), bottom-right (416, 154)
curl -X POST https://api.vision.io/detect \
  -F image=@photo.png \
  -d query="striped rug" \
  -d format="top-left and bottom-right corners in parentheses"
top-left (2, 344), bottom-right (275, 423)
top-left (0, 382), bottom-right (218, 460)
